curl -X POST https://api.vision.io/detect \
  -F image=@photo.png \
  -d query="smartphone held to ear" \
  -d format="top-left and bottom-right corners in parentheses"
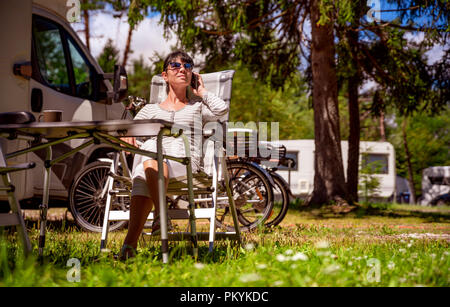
top-left (191, 74), bottom-right (198, 89)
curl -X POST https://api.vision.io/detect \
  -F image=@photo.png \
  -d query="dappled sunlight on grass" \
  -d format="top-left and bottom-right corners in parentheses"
top-left (1, 204), bottom-right (449, 286)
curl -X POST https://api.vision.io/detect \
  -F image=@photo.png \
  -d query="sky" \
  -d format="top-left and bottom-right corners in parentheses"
top-left (69, 2), bottom-right (446, 84)
top-left (71, 12), bottom-right (176, 71)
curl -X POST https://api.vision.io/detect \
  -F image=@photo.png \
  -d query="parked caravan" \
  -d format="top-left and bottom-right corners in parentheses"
top-left (274, 140), bottom-right (396, 200)
top-left (0, 0), bottom-right (128, 205)
top-left (420, 166), bottom-right (450, 206)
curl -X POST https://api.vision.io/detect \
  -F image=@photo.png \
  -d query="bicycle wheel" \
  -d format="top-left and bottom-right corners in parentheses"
top-left (69, 161), bottom-right (129, 232)
top-left (265, 173), bottom-right (290, 227)
top-left (215, 160), bottom-right (274, 232)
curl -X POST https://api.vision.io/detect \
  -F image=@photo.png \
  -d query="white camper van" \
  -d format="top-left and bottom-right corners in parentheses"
top-left (0, 0), bottom-right (128, 205)
top-left (420, 166), bottom-right (450, 206)
top-left (275, 140), bottom-right (396, 200)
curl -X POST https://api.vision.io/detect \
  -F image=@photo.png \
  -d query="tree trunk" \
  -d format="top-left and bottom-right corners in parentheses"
top-left (122, 25), bottom-right (133, 67)
top-left (346, 29), bottom-right (360, 203)
top-left (307, 0), bottom-right (348, 206)
top-left (402, 117), bottom-right (417, 204)
top-left (379, 110), bottom-right (386, 141)
top-left (83, 0), bottom-right (90, 52)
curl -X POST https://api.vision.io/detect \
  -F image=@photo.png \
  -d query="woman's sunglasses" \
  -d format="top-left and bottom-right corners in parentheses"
top-left (168, 62), bottom-right (193, 70)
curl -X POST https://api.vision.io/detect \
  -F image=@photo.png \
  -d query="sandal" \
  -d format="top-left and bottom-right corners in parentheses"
top-left (151, 215), bottom-right (174, 236)
top-left (114, 244), bottom-right (137, 261)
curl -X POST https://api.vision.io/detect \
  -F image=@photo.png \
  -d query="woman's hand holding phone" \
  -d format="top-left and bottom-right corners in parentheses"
top-left (191, 72), bottom-right (207, 98)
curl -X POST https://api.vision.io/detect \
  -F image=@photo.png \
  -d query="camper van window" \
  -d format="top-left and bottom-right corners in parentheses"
top-left (32, 16), bottom-right (71, 95)
top-left (278, 151), bottom-right (298, 171)
top-left (67, 37), bottom-right (93, 99)
top-left (428, 176), bottom-right (450, 186)
top-left (361, 153), bottom-right (388, 174)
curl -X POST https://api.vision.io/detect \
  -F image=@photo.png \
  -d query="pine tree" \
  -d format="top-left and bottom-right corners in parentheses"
top-left (97, 38), bottom-right (120, 73)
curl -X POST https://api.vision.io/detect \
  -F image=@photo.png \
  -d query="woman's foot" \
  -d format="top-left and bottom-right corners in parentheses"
top-left (151, 217), bottom-right (162, 235)
top-left (151, 215), bottom-right (173, 236)
top-left (115, 244), bottom-right (137, 261)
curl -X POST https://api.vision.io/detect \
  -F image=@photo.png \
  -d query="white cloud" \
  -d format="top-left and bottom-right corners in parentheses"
top-left (404, 32), bottom-right (447, 65)
top-left (425, 44), bottom-right (446, 65)
top-left (360, 80), bottom-right (378, 94)
top-left (70, 12), bottom-right (177, 71)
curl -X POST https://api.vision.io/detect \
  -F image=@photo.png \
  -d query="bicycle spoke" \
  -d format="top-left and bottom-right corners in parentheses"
top-left (70, 161), bottom-right (129, 232)
top-left (78, 180), bottom-right (98, 193)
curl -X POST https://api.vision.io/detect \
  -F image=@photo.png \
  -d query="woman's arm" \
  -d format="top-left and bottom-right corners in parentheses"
top-left (192, 73), bottom-right (228, 122)
top-left (121, 104), bottom-right (157, 152)
top-left (201, 92), bottom-right (229, 122)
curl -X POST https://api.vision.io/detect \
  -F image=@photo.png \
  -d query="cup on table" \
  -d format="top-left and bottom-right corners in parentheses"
top-left (39, 110), bottom-right (63, 122)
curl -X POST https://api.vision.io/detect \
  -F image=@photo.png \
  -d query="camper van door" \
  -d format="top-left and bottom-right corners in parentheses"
top-left (0, 0), bottom-right (33, 200)
top-left (1, 1), bottom-right (125, 202)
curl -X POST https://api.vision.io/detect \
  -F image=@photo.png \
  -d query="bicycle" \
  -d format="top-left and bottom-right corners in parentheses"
top-left (261, 158), bottom-right (295, 227)
top-left (213, 158), bottom-right (274, 232)
top-left (227, 129), bottom-right (295, 227)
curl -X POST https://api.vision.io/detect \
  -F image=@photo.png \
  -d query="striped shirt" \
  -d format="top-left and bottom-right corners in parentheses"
top-left (132, 92), bottom-right (228, 172)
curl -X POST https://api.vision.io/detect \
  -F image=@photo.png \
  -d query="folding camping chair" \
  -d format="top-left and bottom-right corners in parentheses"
top-left (100, 70), bottom-right (241, 262)
top-left (0, 112), bottom-right (35, 255)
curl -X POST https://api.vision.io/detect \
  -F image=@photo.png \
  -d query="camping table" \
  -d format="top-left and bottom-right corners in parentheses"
top-left (0, 119), bottom-right (194, 262)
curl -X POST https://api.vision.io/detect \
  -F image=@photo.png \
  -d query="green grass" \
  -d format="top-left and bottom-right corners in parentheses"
top-left (1, 204), bottom-right (449, 287)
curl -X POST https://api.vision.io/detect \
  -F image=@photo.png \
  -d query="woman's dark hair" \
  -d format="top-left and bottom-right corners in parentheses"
top-left (163, 50), bottom-right (194, 94)
top-left (163, 50), bottom-right (194, 72)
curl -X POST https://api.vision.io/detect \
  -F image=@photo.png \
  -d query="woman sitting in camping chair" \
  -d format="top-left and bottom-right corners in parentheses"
top-left (118, 50), bottom-right (228, 260)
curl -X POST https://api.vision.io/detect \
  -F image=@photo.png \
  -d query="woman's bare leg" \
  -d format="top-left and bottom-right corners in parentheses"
top-left (122, 160), bottom-right (169, 250)
top-left (143, 159), bottom-right (169, 219)
top-left (123, 195), bottom-right (153, 249)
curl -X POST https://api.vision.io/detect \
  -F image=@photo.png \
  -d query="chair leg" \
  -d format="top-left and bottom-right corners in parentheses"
top-left (100, 151), bottom-right (124, 251)
top-left (38, 146), bottom-right (52, 257)
top-left (208, 204), bottom-right (216, 253)
top-left (100, 155), bottom-right (118, 251)
top-left (186, 170), bottom-right (198, 259)
top-left (100, 176), bottom-right (115, 250)
top-left (1, 174), bottom-right (31, 255)
top-left (208, 197), bottom-right (216, 253)
top-left (157, 131), bottom-right (170, 264)
top-left (180, 133), bottom-right (198, 260)
top-left (208, 156), bottom-right (219, 253)
top-left (220, 157), bottom-right (241, 245)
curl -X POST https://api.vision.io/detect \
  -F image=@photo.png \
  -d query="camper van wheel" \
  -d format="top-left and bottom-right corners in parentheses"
top-left (69, 161), bottom-right (129, 232)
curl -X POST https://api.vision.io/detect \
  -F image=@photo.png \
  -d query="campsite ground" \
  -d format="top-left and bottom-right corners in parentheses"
top-left (1, 203), bottom-right (449, 287)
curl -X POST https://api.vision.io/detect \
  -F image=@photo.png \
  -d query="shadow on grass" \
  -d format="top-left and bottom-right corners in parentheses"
top-left (292, 200), bottom-right (450, 223)
top-left (353, 206), bottom-right (450, 223)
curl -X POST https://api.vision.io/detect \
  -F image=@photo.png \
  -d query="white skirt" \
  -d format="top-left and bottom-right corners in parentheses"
top-left (130, 138), bottom-right (199, 198)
